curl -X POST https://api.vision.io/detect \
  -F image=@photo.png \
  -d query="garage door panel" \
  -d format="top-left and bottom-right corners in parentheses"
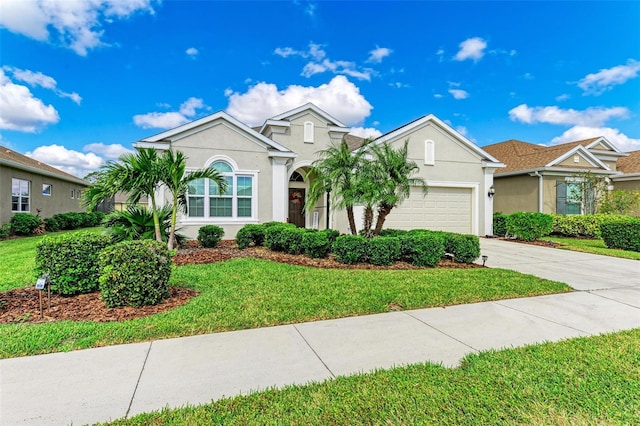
top-left (384, 187), bottom-right (473, 234)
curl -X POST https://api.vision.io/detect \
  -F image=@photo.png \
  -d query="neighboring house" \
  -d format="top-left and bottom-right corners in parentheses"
top-left (483, 137), bottom-right (625, 215)
top-left (0, 145), bottom-right (88, 225)
top-left (113, 192), bottom-right (149, 211)
top-left (134, 103), bottom-right (504, 239)
top-left (612, 150), bottom-right (640, 191)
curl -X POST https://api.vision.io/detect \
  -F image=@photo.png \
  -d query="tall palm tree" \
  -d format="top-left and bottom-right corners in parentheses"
top-left (159, 150), bottom-right (226, 249)
top-left (368, 140), bottom-right (428, 236)
top-left (85, 148), bottom-right (164, 242)
top-left (306, 139), bottom-right (365, 234)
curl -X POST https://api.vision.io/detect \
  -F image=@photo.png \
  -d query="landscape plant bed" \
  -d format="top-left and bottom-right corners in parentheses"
top-left (498, 237), bottom-right (563, 248)
top-left (0, 287), bottom-right (197, 324)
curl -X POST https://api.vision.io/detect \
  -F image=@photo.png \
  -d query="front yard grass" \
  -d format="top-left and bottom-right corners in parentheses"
top-left (551, 236), bottom-right (640, 260)
top-left (0, 253), bottom-right (570, 358)
top-left (107, 329), bottom-right (640, 425)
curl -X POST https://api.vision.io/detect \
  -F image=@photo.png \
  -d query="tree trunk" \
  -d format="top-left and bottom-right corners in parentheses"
top-left (373, 203), bottom-right (393, 236)
top-left (149, 192), bottom-right (163, 243)
top-left (167, 199), bottom-right (178, 250)
top-left (363, 205), bottom-right (374, 238)
top-left (346, 205), bottom-right (357, 235)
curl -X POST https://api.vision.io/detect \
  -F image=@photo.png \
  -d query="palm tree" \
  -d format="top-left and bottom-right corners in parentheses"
top-left (368, 140), bottom-right (428, 236)
top-left (85, 148), bottom-right (165, 242)
top-left (159, 150), bottom-right (226, 250)
top-left (306, 139), bottom-right (365, 235)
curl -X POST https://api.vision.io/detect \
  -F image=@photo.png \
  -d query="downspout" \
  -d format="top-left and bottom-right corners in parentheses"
top-left (533, 171), bottom-right (543, 213)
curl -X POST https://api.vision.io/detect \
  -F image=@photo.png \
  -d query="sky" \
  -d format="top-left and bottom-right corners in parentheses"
top-left (1, 0), bottom-right (639, 178)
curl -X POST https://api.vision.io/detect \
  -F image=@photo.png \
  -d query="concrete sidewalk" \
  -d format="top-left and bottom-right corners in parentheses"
top-left (1, 240), bottom-right (639, 425)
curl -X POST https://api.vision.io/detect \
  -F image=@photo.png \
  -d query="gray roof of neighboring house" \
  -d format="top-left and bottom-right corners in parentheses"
top-left (0, 145), bottom-right (88, 186)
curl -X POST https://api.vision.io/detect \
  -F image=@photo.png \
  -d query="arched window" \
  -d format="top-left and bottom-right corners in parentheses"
top-left (289, 171), bottom-right (305, 182)
top-left (304, 121), bottom-right (314, 143)
top-left (187, 160), bottom-right (254, 219)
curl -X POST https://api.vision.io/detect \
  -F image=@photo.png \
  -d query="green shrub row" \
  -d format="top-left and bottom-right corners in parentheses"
top-left (505, 212), bottom-right (554, 241)
top-left (10, 213), bottom-right (42, 235)
top-left (600, 218), bottom-right (640, 252)
top-left (46, 211), bottom-right (105, 232)
top-left (35, 234), bottom-right (172, 306)
top-left (550, 213), bottom-right (630, 238)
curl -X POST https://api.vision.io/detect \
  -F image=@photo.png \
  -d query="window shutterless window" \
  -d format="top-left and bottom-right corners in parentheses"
top-left (11, 178), bottom-right (30, 212)
top-left (42, 184), bottom-right (52, 196)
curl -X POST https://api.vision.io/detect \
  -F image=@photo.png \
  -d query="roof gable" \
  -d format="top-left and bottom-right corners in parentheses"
top-left (268, 103), bottom-right (348, 128)
top-left (365, 114), bottom-right (502, 164)
top-left (137, 111), bottom-right (293, 154)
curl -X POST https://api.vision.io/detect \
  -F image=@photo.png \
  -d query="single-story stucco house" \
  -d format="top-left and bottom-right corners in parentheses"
top-left (483, 137), bottom-right (629, 215)
top-left (1, 145), bottom-right (88, 225)
top-left (134, 103), bottom-right (504, 239)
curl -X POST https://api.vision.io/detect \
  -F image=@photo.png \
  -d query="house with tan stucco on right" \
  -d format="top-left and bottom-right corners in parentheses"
top-left (483, 137), bottom-right (639, 215)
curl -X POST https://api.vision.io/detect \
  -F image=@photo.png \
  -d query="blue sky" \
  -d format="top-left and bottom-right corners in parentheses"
top-left (1, 0), bottom-right (639, 178)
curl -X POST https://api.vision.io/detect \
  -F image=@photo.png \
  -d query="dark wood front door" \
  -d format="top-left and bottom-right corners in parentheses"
top-left (288, 188), bottom-right (305, 227)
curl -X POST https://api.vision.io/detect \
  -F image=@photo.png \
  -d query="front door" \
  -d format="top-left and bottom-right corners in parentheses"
top-left (288, 188), bottom-right (305, 227)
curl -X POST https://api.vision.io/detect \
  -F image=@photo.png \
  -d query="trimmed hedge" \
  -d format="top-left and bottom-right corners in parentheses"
top-left (506, 212), bottom-right (554, 241)
top-left (99, 240), bottom-right (172, 307)
top-left (301, 231), bottom-right (332, 258)
top-left (10, 213), bottom-right (41, 235)
top-left (197, 225), bottom-right (224, 248)
top-left (281, 227), bottom-right (308, 255)
top-left (264, 223), bottom-right (297, 252)
top-left (493, 213), bottom-right (507, 237)
top-left (367, 237), bottom-right (402, 266)
top-left (600, 218), bottom-right (640, 252)
top-left (400, 233), bottom-right (445, 267)
top-left (236, 224), bottom-right (266, 249)
top-left (333, 235), bottom-right (368, 264)
top-left (0, 224), bottom-right (9, 239)
top-left (443, 233), bottom-right (481, 264)
top-left (551, 214), bottom-right (630, 239)
top-left (35, 232), bottom-right (112, 295)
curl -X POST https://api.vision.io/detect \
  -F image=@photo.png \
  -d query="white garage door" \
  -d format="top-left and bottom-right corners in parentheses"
top-left (384, 186), bottom-right (473, 234)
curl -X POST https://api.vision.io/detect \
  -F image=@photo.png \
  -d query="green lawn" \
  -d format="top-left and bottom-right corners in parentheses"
top-left (551, 236), bottom-right (640, 260)
top-left (106, 329), bottom-right (640, 425)
top-left (1, 232), bottom-right (571, 359)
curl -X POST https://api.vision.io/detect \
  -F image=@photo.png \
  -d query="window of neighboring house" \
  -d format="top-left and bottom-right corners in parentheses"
top-left (556, 180), bottom-right (584, 215)
top-left (11, 178), bottom-right (30, 212)
top-left (71, 190), bottom-right (75, 199)
top-left (42, 184), bottom-right (52, 196)
top-left (187, 160), bottom-right (254, 219)
top-left (303, 121), bottom-right (314, 143)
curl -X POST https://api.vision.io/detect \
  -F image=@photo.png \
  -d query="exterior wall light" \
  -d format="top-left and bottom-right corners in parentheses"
top-left (488, 185), bottom-right (496, 198)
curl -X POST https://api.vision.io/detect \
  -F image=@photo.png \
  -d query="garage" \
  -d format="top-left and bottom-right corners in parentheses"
top-left (384, 186), bottom-right (474, 234)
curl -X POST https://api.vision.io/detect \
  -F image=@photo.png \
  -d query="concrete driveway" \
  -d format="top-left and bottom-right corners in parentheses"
top-left (478, 238), bottom-right (640, 293)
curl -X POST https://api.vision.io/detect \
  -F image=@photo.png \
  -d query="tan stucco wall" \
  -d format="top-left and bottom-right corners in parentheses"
top-left (1, 165), bottom-right (87, 225)
top-left (556, 154), bottom-right (598, 168)
top-left (492, 175), bottom-right (538, 214)
top-left (612, 179), bottom-right (640, 191)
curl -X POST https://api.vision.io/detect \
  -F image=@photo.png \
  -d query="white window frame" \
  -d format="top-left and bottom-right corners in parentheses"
top-left (184, 159), bottom-right (258, 223)
top-left (11, 178), bottom-right (30, 212)
top-left (42, 183), bottom-right (52, 196)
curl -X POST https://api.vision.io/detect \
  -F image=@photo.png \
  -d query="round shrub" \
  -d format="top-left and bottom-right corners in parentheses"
top-left (600, 218), bottom-right (640, 252)
top-left (99, 240), bottom-right (172, 307)
top-left (302, 231), bottom-right (332, 258)
top-left (236, 224), bottom-right (265, 249)
top-left (444, 233), bottom-right (480, 264)
top-left (378, 228), bottom-right (408, 238)
top-left (506, 212), bottom-right (553, 241)
top-left (367, 237), bottom-right (402, 266)
top-left (0, 224), bottom-right (9, 239)
top-left (264, 223), bottom-right (296, 252)
top-left (10, 213), bottom-right (41, 235)
top-left (333, 235), bottom-right (368, 264)
top-left (401, 233), bottom-right (445, 267)
top-left (44, 216), bottom-right (61, 232)
top-left (323, 228), bottom-right (340, 243)
top-left (36, 232), bottom-right (112, 295)
top-left (197, 225), bottom-right (224, 248)
top-left (280, 227), bottom-right (307, 255)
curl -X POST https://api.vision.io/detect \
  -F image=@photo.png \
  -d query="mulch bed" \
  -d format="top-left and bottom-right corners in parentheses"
top-left (0, 239), bottom-right (481, 325)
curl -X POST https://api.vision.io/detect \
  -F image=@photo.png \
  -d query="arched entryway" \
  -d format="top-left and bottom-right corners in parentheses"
top-left (288, 170), bottom-right (306, 227)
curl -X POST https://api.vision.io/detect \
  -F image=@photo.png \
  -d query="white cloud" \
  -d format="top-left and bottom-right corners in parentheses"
top-left (275, 43), bottom-right (373, 81)
top-left (551, 126), bottom-right (640, 152)
top-left (433, 93), bottom-right (443, 99)
top-left (27, 144), bottom-right (105, 178)
top-left (83, 142), bottom-right (133, 160)
top-left (0, 69), bottom-right (59, 132)
top-left (185, 47), bottom-right (199, 58)
top-left (577, 59), bottom-right (640, 95)
top-left (349, 127), bottom-right (382, 139)
top-left (226, 75), bottom-right (373, 127)
top-left (133, 97), bottom-right (208, 129)
top-left (449, 89), bottom-right (469, 100)
top-left (367, 46), bottom-right (392, 63)
top-left (0, 0), bottom-right (156, 56)
top-left (509, 104), bottom-right (629, 127)
top-left (454, 37), bottom-right (487, 62)
top-left (3, 66), bottom-right (82, 104)
top-left (555, 94), bottom-right (570, 102)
